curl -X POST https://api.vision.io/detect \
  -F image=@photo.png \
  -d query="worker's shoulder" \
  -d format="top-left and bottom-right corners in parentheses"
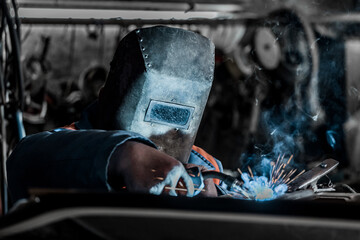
top-left (16, 130), bottom-right (54, 145)
top-left (190, 145), bottom-right (223, 172)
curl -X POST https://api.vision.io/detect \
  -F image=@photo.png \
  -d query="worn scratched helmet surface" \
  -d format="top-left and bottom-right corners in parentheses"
top-left (99, 26), bottom-right (215, 163)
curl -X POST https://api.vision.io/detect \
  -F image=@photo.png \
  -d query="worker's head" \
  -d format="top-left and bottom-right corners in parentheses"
top-left (97, 26), bottom-right (215, 163)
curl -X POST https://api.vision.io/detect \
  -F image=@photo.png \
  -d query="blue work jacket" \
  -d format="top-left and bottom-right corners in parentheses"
top-left (7, 102), bottom-right (223, 204)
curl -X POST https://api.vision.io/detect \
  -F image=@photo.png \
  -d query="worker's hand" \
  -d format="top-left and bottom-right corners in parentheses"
top-left (107, 141), bottom-right (194, 197)
top-left (184, 164), bottom-right (218, 197)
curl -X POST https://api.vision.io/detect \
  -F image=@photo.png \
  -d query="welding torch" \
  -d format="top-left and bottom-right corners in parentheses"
top-left (202, 171), bottom-right (242, 190)
top-left (187, 167), bottom-right (243, 196)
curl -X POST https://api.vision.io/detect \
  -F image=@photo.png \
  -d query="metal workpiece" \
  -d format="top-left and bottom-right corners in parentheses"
top-left (281, 186), bottom-right (360, 202)
top-left (314, 192), bottom-right (360, 202)
top-left (276, 189), bottom-right (360, 201)
top-left (287, 159), bottom-right (339, 192)
top-left (277, 189), bottom-right (315, 200)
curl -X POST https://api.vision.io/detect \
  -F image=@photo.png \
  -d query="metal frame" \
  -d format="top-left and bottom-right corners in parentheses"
top-left (17, 0), bottom-right (249, 12)
top-left (19, 17), bottom-right (250, 25)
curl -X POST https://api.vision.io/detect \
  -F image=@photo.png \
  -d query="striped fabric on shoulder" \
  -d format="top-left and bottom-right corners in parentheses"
top-left (61, 122), bottom-right (78, 130)
top-left (191, 145), bottom-right (221, 185)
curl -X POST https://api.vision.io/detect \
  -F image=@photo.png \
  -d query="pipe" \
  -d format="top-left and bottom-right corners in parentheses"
top-left (19, 17), bottom-right (249, 26)
top-left (16, 0), bottom-right (247, 12)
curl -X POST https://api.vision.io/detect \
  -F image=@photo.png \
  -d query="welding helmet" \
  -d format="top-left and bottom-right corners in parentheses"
top-left (99, 26), bottom-right (215, 163)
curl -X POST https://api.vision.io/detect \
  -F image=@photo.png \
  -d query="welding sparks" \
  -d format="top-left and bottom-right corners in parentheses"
top-left (247, 166), bottom-right (254, 178)
top-left (232, 154), bottom-right (303, 201)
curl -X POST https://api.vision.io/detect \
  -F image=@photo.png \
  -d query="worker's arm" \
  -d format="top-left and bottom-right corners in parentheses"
top-left (108, 141), bottom-right (195, 196)
top-left (7, 129), bottom-right (215, 205)
top-left (108, 141), bottom-right (218, 197)
top-left (7, 129), bottom-right (157, 204)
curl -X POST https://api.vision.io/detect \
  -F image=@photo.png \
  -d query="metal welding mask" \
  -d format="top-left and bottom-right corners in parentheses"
top-left (113, 26), bottom-right (215, 163)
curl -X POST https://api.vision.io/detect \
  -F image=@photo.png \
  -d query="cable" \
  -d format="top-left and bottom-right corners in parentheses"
top-left (2, 0), bottom-right (24, 110)
top-left (11, 0), bottom-right (20, 38)
top-left (0, 0), bottom-right (26, 215)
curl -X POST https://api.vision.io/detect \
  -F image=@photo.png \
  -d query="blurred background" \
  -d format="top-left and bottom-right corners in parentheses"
top-left (4, 0), bottom-right (360, 182)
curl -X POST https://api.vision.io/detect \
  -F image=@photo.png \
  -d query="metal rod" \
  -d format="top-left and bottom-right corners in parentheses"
top-left (165, 186), bottom-right (205, 192)
top-left (19, 17), bottom-right (250, 25)
top-left (17, 0), bottom-right (249, 12)
top-left (18, 0), bottom-right (251, 4)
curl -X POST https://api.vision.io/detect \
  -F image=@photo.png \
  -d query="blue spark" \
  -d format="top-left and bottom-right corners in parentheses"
top-left (326, 130), bottom-right (337, 149)
top-left (234, 173), bottom-right (288, 201)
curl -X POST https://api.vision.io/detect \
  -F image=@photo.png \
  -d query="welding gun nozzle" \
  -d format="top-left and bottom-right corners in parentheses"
top-left (202, 171), bottom-right (242, 190)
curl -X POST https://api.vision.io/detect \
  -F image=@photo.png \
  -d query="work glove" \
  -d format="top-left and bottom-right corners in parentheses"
top-left (107, 140), bottom-right (195, 197)
top-left (184, 164), bottom-right (218, 197)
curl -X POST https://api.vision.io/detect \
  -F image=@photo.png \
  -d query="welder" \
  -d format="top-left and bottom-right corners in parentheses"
top-left (6, 26), bottom-right (224, 206)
